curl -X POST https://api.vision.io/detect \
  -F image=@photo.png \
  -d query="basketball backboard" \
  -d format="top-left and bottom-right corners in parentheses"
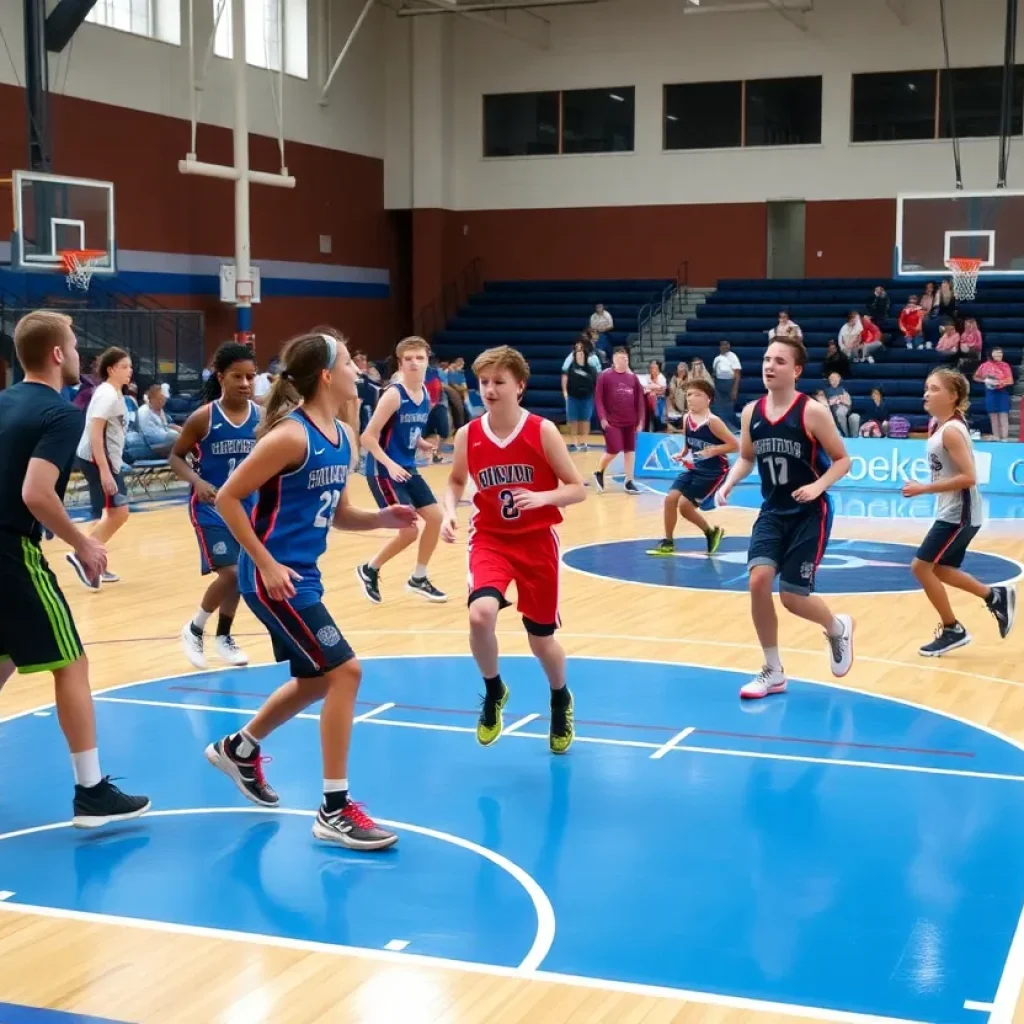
top-left (896, 190), bottom-right (1024, 278)
top-left (11, 170), bottom-right (116, 274)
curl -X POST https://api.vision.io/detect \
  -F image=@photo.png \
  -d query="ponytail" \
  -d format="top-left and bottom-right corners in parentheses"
top-left (257, 374), bottom-right (301, 439)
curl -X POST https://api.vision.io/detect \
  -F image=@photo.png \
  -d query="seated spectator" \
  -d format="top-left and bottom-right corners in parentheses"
top-left (860, 387), bottom-right (891, 437)
top-left (136, 384), bottom-right (183, 457)
top-left (813, 389), bottom-right (829, 406)
top-left (959, 317), bottom-right (983, 358)
top-left (935, 320), bottom-right (961, 358)
top-left (823, 372), bottom-right (860, 437)
top-left (923, 277), bottom-right (959, 346)
top-left (898, 296), bottom-right (926, 349)
top-left (867, 285), bottom-right (891, 325)
top-left (823, 340), bottom-right (851, 379)
top-left (919, 281), bottom-right (936, 316)
top-left (838, 312), bottom-right (863, 359)
top-left (768, 311), bottom-right (802, 340)
top-left (639, 359), bottom-right (668, 431)
top-left (561, 341), bottom-right (599, 451)
top-left (860, 315), bottom-right (884, 360)
top-left (666, 361), bottom-right (690, 433)
top-left (589, 303), bottom-right (614, 338)
top-left (975, 348), bottom-right (1015, 441)
top-left (445, 356), bottom-right (469, 429)
top-left (688, 356), bottom-right (713, 386)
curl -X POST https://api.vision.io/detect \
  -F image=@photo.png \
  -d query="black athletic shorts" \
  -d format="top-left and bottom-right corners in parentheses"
top-left (747, 498), bottom-right (833, 596)
top-left (916, 520), bottom-right (981, 569)
top-left (670, 469), bottom-right (727, 507)
top-left (0, 532), bottom-right (84, 673)
top-left (367, 472), bottom-right (437, 510)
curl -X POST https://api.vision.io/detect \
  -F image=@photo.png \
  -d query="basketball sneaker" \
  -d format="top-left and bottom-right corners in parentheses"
top-left (705, 526), bottom-right (725, 555)
top-left (214, 634), bottom-right (249, 666)
top-left (72, 777), bottom-right (151, 829)
top-left (65, 552), bottom-right (100, 590)
top-left (549, 689), bottom-right (574, 754)
top-left (919, 622), bottom-right (971, 657)
top-left (181, 622), bottom-right (207, 670)
top-left (986, 585), bottom-right (1016, 639)
top-left (825, 614), bottom-right (854, 677)
top-left (646, 540), bottom-right (674, 557)
top-left (624, 480), bottom-right (641, 494)
top-left (356, 563), bottom-right (382, 604)
top-left (739, 666), bottom-right (787, 700)
top-left (592, 470), bottom-right (605, 493)
top-left (205, 735), bottom-right (279, 806)
top-left (477, 682), bottom-right (510, 746)
top-left (406, 576), bottom-right (448, 602)
top-left (313, 799), bottom-right (397, 850)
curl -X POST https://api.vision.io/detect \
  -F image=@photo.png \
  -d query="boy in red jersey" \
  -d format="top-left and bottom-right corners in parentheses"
top-left (441, 346), bottom-right (586, 753)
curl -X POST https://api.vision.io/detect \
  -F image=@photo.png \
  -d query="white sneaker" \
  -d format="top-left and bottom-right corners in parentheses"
top-left (100, 570), bottom-right (119, 584)
top-left (181, 623), bottom-right (207, 670)
top-left (740, 666), bottom-right (787, 700)
top-left (214, 634), bottom-right (249, 666)
top-left (826, 614), bottom-right (854, 677)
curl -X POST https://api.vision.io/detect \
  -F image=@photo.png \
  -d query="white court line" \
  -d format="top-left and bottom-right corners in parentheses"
top-left (384, 939), bottom-right (409, 952)
top-left (964, 1000), bottom-right (995, 1012)
top-left (990, 895), bottom-right (1024, 1023)
top-left (504, 713), bottom-right (541, 734)
top-left (0, 891), bottom-right (13, 901)
top-left (91, 695), bottom-right (1024, 784)
top-left (0, 807), bottom-right (555, 974)
top-left (353, 702), bottom-right (396, 722)
top-left (650, 726), bottom-right (694, 760)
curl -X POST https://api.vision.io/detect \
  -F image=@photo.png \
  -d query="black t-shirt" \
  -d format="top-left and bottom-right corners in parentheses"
top-left (0, 382), bottom-right (84, 544)
top-left (566, 361), bottom-right (597, 398)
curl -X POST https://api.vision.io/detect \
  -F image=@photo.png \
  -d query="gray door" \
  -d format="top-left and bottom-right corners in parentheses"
top-left (767, 200), bottom-right (806, 278)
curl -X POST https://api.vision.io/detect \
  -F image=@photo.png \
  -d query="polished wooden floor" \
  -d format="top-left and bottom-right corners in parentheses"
top-left (1, 443), bottom-right (1023, 1024)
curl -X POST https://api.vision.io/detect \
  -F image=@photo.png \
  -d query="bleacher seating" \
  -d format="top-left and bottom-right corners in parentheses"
top-left (431, 278), bottom-right (671, 421)
top-left (664, 277), bottom-right (1023, 431)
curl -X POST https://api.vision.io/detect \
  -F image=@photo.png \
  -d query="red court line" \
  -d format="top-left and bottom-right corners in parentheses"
top-left (166, 686), bottom-right (974, 758)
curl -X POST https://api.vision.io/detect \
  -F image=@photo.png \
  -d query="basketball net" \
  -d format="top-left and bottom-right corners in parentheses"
top-left (945, 257), bottom-right (983, 301)
top-left (59, 249), bottom-right (107, 291)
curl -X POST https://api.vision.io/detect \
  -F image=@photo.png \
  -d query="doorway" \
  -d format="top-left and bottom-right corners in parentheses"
top-left (767, 200), bottom-right (806, 278)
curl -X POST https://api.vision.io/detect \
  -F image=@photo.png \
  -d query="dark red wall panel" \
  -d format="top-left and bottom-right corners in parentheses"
top-left (805, 200), bottom-right (897, 279)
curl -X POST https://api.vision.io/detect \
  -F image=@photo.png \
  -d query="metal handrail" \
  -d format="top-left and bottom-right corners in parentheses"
top-left (414, 256), bottom-right (484, 343)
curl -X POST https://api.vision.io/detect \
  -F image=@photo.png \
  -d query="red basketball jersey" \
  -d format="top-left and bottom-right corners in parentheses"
top-left (467, 411), bottom-right (562, 534)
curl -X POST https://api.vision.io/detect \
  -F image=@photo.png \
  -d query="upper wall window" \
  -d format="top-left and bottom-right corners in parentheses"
top-left (483, 88), bottom-right (634, 157)
top-left (86, 0), bottom-right (181, 44)
top-left (853, 66), bottom-right (1024, 141)
top-left (664, 76), bottom-right (821, 150)
top-left (214, 0), bottom-right (308, 79)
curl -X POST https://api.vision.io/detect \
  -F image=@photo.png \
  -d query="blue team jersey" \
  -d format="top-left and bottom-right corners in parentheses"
top-left (750, 392), bottom-right (831, 515)
top-left (685, 413), bottom-right (728, 477)
top-left (190, 400), bottom-right (259, 527)
top-left (366, 382), bottom-right (430, 474)
top-left (239, 410), bottom-right (351, 605)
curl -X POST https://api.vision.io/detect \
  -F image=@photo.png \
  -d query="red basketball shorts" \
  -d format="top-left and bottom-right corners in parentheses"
top-left (467, 528), bottom-right (561, 630)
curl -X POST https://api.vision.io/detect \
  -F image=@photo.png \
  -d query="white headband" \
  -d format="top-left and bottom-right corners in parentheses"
top-left (320, 333), bottom-right (338, 370)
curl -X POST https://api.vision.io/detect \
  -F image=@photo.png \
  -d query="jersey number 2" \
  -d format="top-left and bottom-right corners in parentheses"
top-left (314, 489), bottom-right (341, 528)
top-left (763, 456), bottom-right (789, 487)
top-left (499, 488), bottom-right (520, 520)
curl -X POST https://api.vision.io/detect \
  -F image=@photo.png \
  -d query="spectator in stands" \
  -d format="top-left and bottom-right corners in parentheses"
top-left (424, 358), bottom-right (448, 461)
top-left (860, 387), bottom-right (891, 437)
top-left (640, 359), bottom-right (668, 431)
top-left (562, 340), bottom-right (599, 451)
top-left (860, 314), bottom-right (884, 359)
top-left (824, 340), bottom-right (851, 379)
top-left (562, 336), bottom-right (602, 376)
top-left (688, 356), bottom-right (713, 387)
top-left (712, 340), bottom-right (741, 426)
top-left (935, 277), bottom-right (957, 319)
top-left (899, 295), bottom-right (927, 349)
top-left (443, 356), bottom-right (469, 429)
top-left (137, 384), bottom-right (182, 457)
top-left (935, 320), bottom-right (961, 360)
top-left (975, 348), bottom-right (1015, 441)
top-left (252, 358), bottom-right (280, 406)
top-left (823, 372), bottom-right (860, 437)
top-left (768, 311), bottom-right (802, 340)
top-left (589, 303), bottom-right (614, 338)
top-left (813, 389), bottom-right (829, 406)
top-left (919, 281), bottom-right (936, 316)
top-left (69, 347), bottom-right (134, 588)
top-left (958, 317), bottom-right (984, 373)
top-left (666, 361), bottom-right (690, 433)
top-left (593, 347), bottom-right (644, 494)
top-left (838, 312), bottom-right (863, 360)
top-left (867, 285), bottom-right (891, 325)
top-left (353, 349), bottom-right (382, 435)
top-left (71, 355), bottom-right (100, 410)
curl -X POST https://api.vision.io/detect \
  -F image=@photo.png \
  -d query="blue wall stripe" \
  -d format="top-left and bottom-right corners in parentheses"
top-left (0, 1003), bottom-right (128, 1024)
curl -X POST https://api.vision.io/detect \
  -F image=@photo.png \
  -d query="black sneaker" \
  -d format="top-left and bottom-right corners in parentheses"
top-left (624, 480), bottom-right (641, 494)
top-left (72, 777), bottom-right (151, 829)
top-left (549, 690), bottom-right (574, 755)
top-left (312, 799), bottom-right (397, 850)
top-left (205, 736), bottom-right (279, 806)
top-left (919, 622), bottom-right (972, 657)
top-left (987, 585), bottom-right (1017, 639)
top-left (356, 563), bottom-right (382, 604)
top-left (406, 575), bottom-right (448, 603)
top-left (592, 470), bottom-right (605, 493)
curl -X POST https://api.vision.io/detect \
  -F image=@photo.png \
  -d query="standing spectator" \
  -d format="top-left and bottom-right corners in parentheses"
top-left (867, 285), bottom-right (891, 325)
top-left (823, 340), bottom-right (851, 379)
top-left (899, 295), bottom-right (926, 349)
top-left (860, 387), bottom-right (891, 437)
top-left (823, 372), bottom-right (860, 437)
top-left (712, 340), bottom-right (741, 426)
top-left (562, 341), bottom-right (598, 451)
top-left (562, 336), bottom-right (602, 376)
top-left (666, 361), bottom-right (690, 432)
top-left (589, 303), bottom-right (614, 339)
top-left (593, 347), bottom-right (644, 494)
top-left (69, 347), bottom-right (134, 588)
top-left (975, 348), bottom-right (1015, 441)
top-left (768, 311), bottom-right (802, 340)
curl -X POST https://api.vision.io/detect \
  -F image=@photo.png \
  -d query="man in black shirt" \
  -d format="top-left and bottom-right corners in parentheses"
top-left (0, 311), bottom-right (149, 827)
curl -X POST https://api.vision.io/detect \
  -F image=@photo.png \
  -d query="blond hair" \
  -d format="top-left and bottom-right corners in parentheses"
top-left (472, 345), bottom-right (530, 384)
top-left (396, 336), bottom-right (430, 359)
top-left (928, 367), bottom-right (971, 419)
top-left (13, 310), bottom-right (73, 372)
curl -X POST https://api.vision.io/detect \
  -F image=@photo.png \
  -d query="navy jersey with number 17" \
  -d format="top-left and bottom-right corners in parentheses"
top-left (750, 392), bottom-right (831, 515)
top-left (190, 400), bottom-right (259, 527)
top-left (366, 382), bottom-right (430, 474)
top-left (239, 410), bottom-right (351, 606)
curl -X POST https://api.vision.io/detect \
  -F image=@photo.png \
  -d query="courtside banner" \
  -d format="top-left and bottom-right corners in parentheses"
top-left (633, 432), bottom-right (1024, 494)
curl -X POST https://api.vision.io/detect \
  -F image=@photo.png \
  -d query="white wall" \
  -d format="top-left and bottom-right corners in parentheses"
top-left (384, 0), bottom-right (1024, 210)
top-left (0, 0), bottom-right (386, 159)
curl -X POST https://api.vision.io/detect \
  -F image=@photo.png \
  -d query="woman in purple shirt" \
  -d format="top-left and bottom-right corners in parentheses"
top-left (593, 347), bottom-right (645, 494)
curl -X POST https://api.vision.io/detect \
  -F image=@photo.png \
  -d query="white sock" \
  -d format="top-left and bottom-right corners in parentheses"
top-left (72, 748), bottom-right (102, 788)
top-left (192, 608), bottom-right (212, 632)
top-left (764, 647), bottom-right (783, 673)
top-left (413, 564), bottom-right (427, 579)
top-left (827, 616), bottom-right (845, 637)
top-left (323, 778), bottom-right (348, 793)
top-left (233, 730), bottom-right (257, 758)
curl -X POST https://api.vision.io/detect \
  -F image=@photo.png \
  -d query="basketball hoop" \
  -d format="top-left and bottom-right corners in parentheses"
top-left (59, 249), bottom-right (107, 291)
top-left (945, 257), bottom-right (983, 301)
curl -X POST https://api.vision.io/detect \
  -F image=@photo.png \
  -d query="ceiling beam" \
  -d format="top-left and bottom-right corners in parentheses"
top-left (885, 0), bottom-right (910, 24)
top-left (400, 0), bottom-right (551, 47)
top-left (764, 0), bottom-right (809, 32)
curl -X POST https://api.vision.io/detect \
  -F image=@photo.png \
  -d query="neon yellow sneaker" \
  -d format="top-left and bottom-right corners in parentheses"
top-left (645, 540), bottom-right (675, 557)
top-left (476, 683), bottom-right (509, 746)
top-left (549, 689), bottom-right (574, 754)
top-left (706, 526), bottom-right (725, 555)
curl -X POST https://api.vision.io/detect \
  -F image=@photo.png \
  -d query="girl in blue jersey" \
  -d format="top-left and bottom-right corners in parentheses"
top-left (206, 330), bottom-right (416, 850)
top-left (717, 336), bottom-right (855, 699)
top-left (170, 343), bottom-right (259, 670)
top-left (357, 335), bottom-right (447, 604)
top-left (647, 378), bottom-right (737, 557)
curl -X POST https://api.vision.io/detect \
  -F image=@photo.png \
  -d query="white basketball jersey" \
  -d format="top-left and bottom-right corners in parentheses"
top-left (927, 418), bottom-right (983, 527)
